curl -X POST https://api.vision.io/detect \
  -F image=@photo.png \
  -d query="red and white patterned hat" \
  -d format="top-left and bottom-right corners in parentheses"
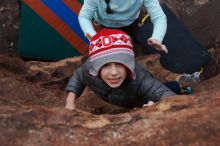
top-left (89, 29), bottom-right (136, 80)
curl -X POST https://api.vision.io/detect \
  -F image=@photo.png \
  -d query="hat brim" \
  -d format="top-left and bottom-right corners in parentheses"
top-left (89, 53), bottom-right (136, 80)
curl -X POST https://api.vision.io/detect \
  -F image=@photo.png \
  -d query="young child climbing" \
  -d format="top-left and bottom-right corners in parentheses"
top-left (64, 29), bottom-right (191, 110)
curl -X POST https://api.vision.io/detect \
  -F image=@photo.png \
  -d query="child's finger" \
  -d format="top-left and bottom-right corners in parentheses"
top-left (161, 45), bottom-right (168, 53)
top-left (85, 33), bottom-right (92, 41)
top-left (147, 38), bottom-right (154, 45)
top-left (143, 101), bottom-right (154, 107)
top-left (152, 44), bottom-right (168, 54)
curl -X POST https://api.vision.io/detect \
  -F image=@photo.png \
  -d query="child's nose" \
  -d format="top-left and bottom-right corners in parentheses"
top-left (110, 64), bottom-right (118, 75)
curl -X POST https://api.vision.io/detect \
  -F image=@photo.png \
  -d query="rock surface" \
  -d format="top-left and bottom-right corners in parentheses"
top-left (0, 0), bottom-right (20, 56)
top-left (0, 53), bottom-right (220, 146)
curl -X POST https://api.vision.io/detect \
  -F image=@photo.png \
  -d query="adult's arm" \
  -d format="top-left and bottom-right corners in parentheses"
top-left (144, 0), bottom-right (167, 42)
top-left (78, 0), bottom-right (97, 37)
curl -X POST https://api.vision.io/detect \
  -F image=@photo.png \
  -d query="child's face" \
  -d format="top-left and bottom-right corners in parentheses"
top-left (100, 62), bottom-right (128, 88)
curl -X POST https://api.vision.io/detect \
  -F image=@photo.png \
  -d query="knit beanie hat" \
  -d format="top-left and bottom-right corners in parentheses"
top-left (89, 29), bottom-right (136, 80)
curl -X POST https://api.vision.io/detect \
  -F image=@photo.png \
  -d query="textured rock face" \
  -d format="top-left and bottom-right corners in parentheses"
top-left (0, 54), bottom-right (220, 146)
top-left (1, 92), bottom-right (220, 146)
top-left (0, 0), bottom-right (20, 56)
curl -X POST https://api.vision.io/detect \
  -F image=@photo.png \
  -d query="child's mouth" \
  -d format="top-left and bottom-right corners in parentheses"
top-left (109, 78), bottom-right (120, 84)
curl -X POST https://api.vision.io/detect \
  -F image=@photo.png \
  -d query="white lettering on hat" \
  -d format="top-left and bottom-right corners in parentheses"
top-left (102, 36), bottom-right (112, 47)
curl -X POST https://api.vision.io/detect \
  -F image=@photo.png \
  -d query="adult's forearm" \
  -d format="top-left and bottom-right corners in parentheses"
top-left (144, 0), bottom-right (167, 42)
top-left (151, 15), bottom-right (167, 42)
top-left (78, 16), bottom-right (97, 37)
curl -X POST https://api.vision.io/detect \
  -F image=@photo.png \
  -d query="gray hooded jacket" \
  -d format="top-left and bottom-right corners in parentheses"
top-left (65, 61), bottom-right (176, 108)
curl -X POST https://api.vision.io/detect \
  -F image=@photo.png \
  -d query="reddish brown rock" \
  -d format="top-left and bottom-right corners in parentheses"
top-left (1, 53), bottom-right (220, 146)
top-left (0, 0), bottom-right (20, 56)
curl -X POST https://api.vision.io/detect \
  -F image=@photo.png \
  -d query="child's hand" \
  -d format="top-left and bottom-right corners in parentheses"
top-left (65, 92), bottom-right (76, 110)
top-left (65, 103), bottom-right (76, 110)
top-left (143, 101), bottom-right (154, 107)
top-left (147, 38), bottom-right (168, 53)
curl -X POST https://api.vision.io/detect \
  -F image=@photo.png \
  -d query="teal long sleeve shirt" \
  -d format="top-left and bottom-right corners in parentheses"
top-left (78, 0), bottom-right (167, 42)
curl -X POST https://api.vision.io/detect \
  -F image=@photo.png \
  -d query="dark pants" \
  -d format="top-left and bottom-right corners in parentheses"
top-left (164, 81), bottom-right (181, 94)
top-left (119, 4), bottom-right (210, 74)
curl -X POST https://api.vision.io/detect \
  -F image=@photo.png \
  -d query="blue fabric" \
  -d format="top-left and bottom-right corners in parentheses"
top-left (164, 81), bottom-right (181, 94)
top-left (42, 0), bottom-right (89, 44)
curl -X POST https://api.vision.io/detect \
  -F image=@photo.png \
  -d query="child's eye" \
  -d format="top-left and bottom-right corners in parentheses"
top-left (116, 63), bottom-right (123, 67)
top-left (102, 63), bottom-right (110, 68)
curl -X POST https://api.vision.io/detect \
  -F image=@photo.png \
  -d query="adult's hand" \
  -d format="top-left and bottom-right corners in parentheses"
top-left (147, 38), bottom-right (168, 53)
top-left (85, 33), bottom-right (92, 41)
